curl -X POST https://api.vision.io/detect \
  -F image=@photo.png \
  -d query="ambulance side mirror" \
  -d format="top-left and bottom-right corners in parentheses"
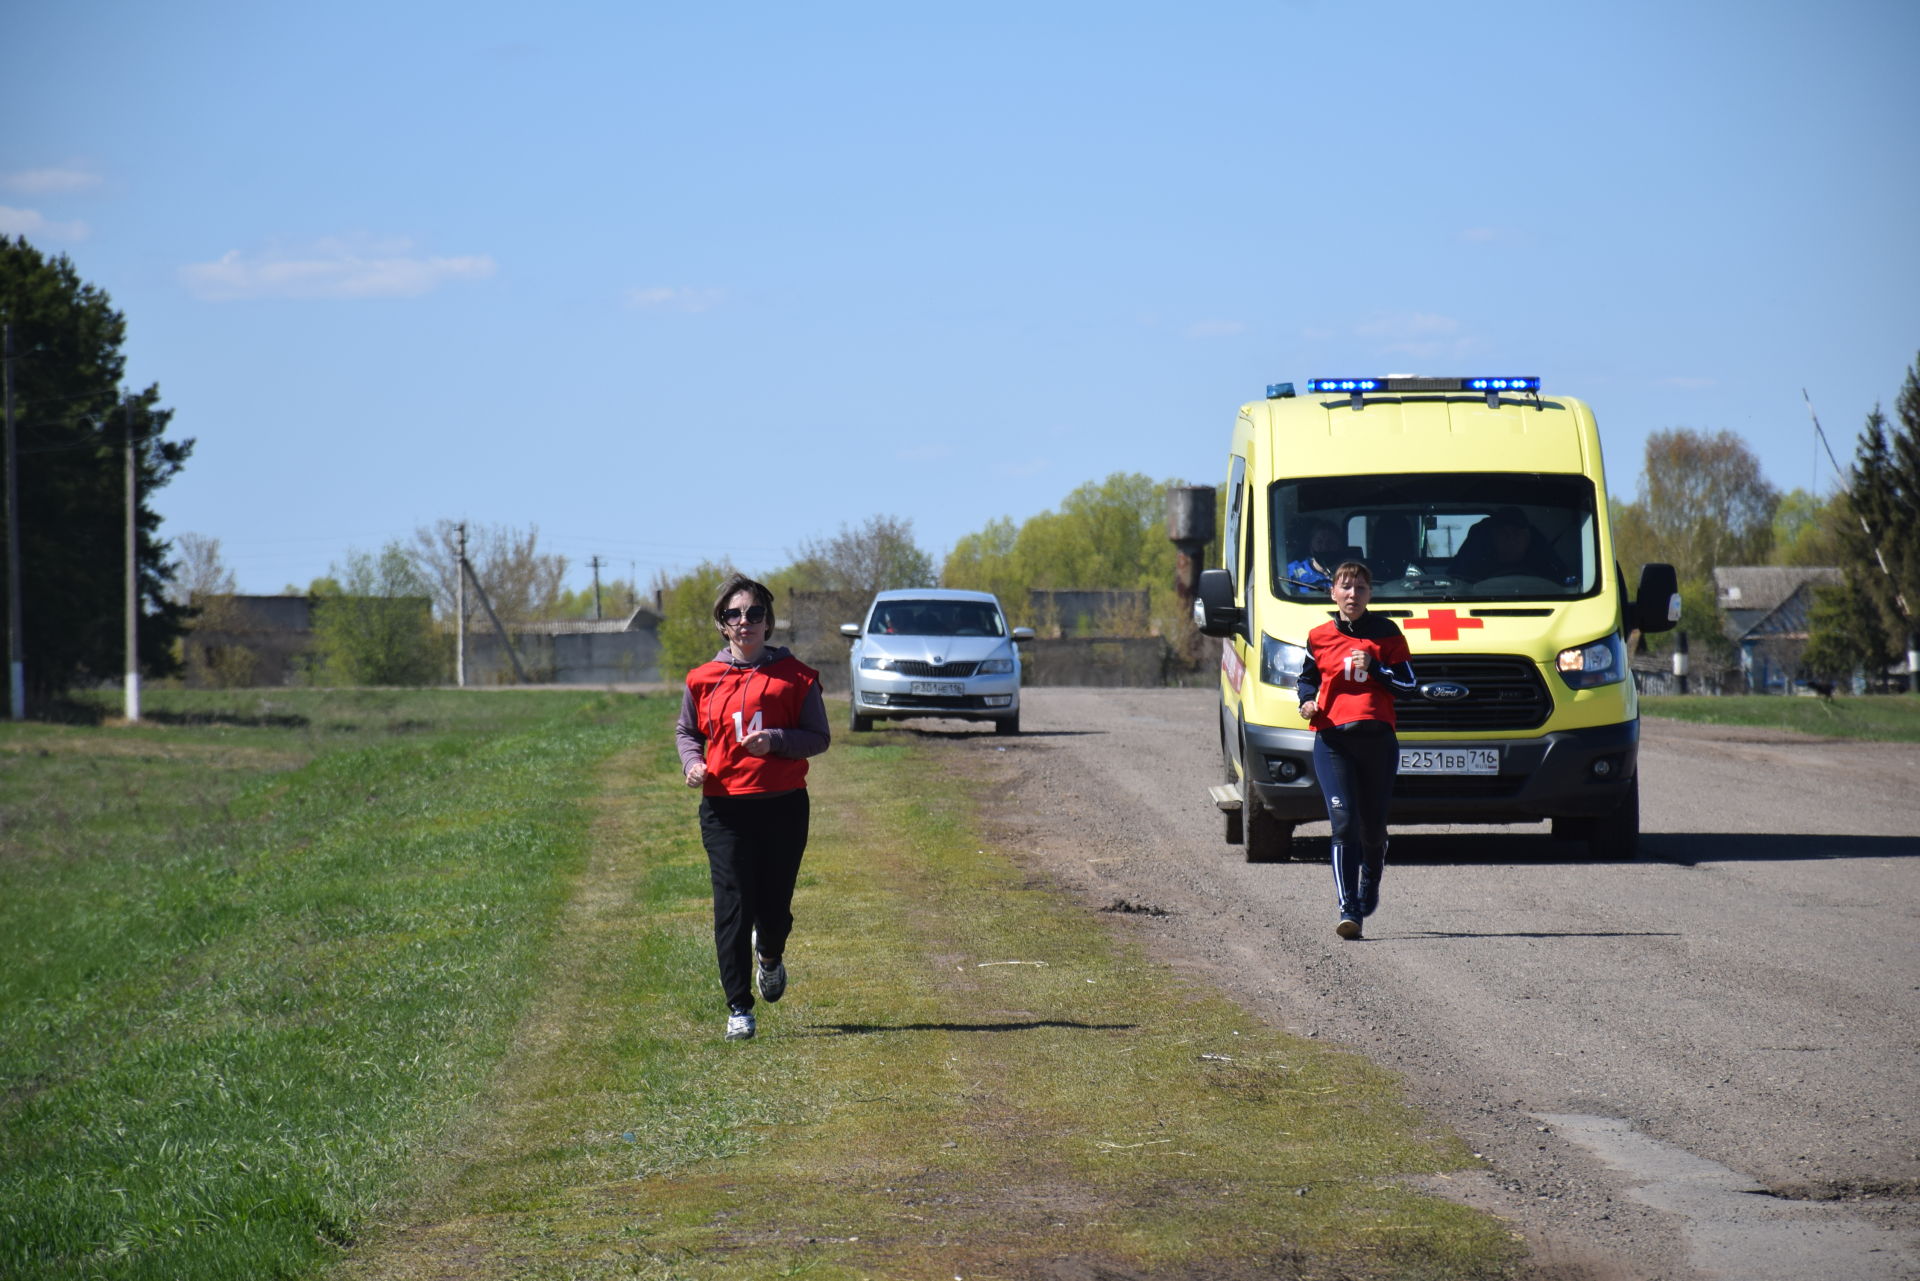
top-left (1194, 569), bottom-right (1244, 639)
top-left (1633, 563), bottom-right (1680, 635)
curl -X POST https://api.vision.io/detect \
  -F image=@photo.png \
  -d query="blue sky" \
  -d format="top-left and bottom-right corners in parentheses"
top-left (7, 1), bottom-right (1917, 596)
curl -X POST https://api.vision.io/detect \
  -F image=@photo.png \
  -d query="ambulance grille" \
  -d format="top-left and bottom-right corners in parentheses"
top-left (1397, 655), bottom-right (1550, 732)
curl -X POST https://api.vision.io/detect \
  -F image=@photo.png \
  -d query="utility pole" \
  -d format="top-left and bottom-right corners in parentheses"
top-left (3, 322), bottom-right (22, 721)
top-left (124, 395), bottom-right (140, 722)
top-left (455, 522), bottom-right (467, 687)
top-left (461, 552), bottom-right (529, 683)
top-left (589, 555), bottom-right (604, 621)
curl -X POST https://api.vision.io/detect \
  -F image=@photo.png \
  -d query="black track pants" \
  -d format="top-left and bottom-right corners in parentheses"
top-left (1312, 721), bottom-right (1397, 918)
top-left (700, 790), bottom-right (808, 1012)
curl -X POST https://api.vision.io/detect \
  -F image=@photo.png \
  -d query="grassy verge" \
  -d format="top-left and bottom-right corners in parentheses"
top-left (4, 689), bottom-right (1520, 1279)
top-left (1642, 693), bottom-right (1920, 742)
top-left (337, 716), bottom-right (1520, 1280)
top-left (1, 688), bottom-right (650, 1280)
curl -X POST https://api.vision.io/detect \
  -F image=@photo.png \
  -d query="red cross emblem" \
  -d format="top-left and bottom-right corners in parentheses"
top-left (1405, 609), bottom-right (1485, 642)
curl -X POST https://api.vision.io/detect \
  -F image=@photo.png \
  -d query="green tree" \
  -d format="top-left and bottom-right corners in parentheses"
top-left (941, 516), bottom-right (1023, 603)
top-left (1769, 488), bottom-right (1849, 567)
top-left (1801, 581), bottom-right (1896, 684)
top-left (311, 543), bottom-right (441, 685)
top-left (1, 237), bottom-right (193, 713)
top-left (1828, 352), bottom-right (1920, 680)
top-left (653, 560), bottom-right (738, 685)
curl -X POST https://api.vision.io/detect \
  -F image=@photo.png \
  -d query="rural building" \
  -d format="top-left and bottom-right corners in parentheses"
top-left (1712, 566), bottom-right (1843, 694)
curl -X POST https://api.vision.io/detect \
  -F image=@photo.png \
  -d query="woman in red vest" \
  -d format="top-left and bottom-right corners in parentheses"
top-left (675, 574), bottom-right (831, 1040)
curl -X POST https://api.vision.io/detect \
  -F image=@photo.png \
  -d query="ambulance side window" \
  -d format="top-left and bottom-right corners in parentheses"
top-left (1224, 455), bottom-right (1247, 584)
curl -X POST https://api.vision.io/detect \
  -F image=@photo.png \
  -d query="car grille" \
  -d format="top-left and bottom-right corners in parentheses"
top-left (1396, 655), bottom-right (1551, 732)
top-left (886, 660), bottom-right (979, 677)
top-left (1392, 775), bottom-right (1526, 798)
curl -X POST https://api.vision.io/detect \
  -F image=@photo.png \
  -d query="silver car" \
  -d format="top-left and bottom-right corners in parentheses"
top-left (841, 588), bottom-right (1034, 734)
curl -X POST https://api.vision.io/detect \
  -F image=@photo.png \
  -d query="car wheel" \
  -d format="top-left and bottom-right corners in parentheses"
top-left (849, 696), bottom-right (874, 734)
top-left (994, 710), bottom-right (1019, 736)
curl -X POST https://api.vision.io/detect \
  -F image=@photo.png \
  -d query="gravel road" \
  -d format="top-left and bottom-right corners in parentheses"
top-left (915, 688), bottom-right (1920, 1281)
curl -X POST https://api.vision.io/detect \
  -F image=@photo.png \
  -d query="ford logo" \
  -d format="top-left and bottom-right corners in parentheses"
top-left (1421, 681), bottom-right (1471, 702)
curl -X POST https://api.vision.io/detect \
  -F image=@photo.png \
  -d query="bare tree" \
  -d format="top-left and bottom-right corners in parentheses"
top-left (785, 514), bottom-right (935, 597)
top-left (1615, 429), bottom-right (1778, 585)
top-left (167, 532), bottom-right (237, 605)
top-left (408, 520), bottom-right (569, 623)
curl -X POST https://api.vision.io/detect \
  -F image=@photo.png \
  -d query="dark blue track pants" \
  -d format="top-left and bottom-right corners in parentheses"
top-left (1312, 721), bottom-right (1397, 918)
top-left (700, 790), bottom-right (808, 1011)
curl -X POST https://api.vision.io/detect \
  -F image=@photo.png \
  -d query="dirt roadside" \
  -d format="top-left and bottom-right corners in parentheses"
top-left (917, 689), bottom-right (1920, 1281)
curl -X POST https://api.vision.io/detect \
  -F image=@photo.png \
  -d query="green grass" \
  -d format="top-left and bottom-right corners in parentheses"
top-left (3, 688), bottom-right (1523, 1281)
top-left (1, 688), bottom-right (651, 1280)
top-left (1643, 693), bottom-right (1920, 742)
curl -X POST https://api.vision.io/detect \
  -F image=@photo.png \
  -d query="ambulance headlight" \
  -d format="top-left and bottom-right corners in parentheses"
top-left (1556, 633), bottom-right (1627, 689)
top-left (1260, 636), bottom-right (1308, 689)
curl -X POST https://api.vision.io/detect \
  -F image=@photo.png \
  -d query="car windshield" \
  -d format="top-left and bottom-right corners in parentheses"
top-left (866, 600), bottom-right (1007, 637)
top-left (1270, 473), bottom-right (1601, 602)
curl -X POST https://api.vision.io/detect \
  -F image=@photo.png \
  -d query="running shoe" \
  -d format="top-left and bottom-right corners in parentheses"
top-left (757, 957), bottom-right (787, 1003)
top-left (1335, 917), bottom-right (1363, 940)
top-left (725, 1007), bottom-right (755, 1041)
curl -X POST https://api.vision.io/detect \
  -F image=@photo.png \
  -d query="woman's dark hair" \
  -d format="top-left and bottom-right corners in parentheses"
top-left (711, 573), bottom-right (776, 630)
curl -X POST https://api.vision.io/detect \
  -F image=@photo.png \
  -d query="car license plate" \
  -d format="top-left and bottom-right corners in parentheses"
top-left (1398, 747), bottom-right (1499, 775)
top-left (910, 681), bottom-right (965, 696)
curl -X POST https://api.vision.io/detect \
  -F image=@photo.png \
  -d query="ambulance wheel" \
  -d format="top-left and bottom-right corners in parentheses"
top-left (1245, 799), bottom-right (1294, 864)
top-left (1583, 775), bottom-right (1640, 861)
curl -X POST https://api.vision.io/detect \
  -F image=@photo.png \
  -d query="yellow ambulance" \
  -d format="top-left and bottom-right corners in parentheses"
top-left (1193, 376), bottom-right (1679, 860)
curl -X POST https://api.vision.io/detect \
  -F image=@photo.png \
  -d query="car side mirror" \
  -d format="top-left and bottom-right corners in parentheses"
top-left (1194, 568), bottom-right (1244, 639)
top-left (1011, 627), bottom-right (1035, 642)
top-left (839, 623), bottom-right (861, 639)
top-left (1633, 564), bottom-right (1680, 634)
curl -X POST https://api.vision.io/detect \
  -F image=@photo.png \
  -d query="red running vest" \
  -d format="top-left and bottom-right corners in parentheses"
top-left (1303, 617), bottom-right (1411, 731)
top-left (686, 653), bottom-right (821, 796)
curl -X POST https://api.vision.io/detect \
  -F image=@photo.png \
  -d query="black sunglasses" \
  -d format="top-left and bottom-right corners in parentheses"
top-left (721, 605), bottom-right (769, 624)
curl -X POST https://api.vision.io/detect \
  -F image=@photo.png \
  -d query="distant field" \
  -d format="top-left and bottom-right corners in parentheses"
top-left (1642, 693), bottom-right (1920, 743)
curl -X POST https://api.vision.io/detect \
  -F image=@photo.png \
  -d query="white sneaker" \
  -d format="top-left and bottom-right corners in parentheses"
top-left (725, 1007), bottom-right (755, 1040)
top-left (757, 957), bottom-right (787, 1003)
top-left (1336, 917), bottom-right (1363, 940)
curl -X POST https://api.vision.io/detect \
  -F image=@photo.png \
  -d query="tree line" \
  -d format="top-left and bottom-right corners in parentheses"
top-left (5, 237), bottom-right (1913, 703)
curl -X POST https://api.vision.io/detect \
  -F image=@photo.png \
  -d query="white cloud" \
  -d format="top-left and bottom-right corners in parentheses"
top-left (0, 206), bottom-right (89, 241)
top-left (627, 285), bottom-right (725, 312)
top-left (1458, 226), bottom-right (1503, 243)
top-left (2, 166), bottom-right (102, 196)
top-left (1187, 319), bottom-right (1246, 339)
top-left (179, 238), bottom-right (496, 300)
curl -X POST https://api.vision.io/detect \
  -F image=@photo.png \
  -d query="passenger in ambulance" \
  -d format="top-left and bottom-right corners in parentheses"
top-left (1284, 519), bottom-right (1346, 592)
top-left (1450, 506), bottom-right (1570, 585)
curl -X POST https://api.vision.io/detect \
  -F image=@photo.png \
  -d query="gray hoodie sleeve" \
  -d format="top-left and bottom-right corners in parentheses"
top-left (769, 679), bottom-right (831, 759)
top-left (674, 683), bottom-right (707, 772)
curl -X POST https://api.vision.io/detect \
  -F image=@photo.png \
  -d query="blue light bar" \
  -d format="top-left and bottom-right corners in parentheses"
top-left (1306, 376), bottom-right (1541, 395)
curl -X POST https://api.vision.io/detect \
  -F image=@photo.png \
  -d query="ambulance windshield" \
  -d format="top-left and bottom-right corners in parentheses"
top-left (1270, 473), bottom-right (1600, 602)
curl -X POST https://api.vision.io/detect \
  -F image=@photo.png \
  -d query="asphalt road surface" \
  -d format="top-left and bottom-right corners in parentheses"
top-left (925, 688), bottom-right (1920, 1281)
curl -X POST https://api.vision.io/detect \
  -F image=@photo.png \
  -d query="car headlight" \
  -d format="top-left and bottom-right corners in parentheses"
top-left (1259, 635), bottom-right (1307, 689)
top-left (976, 657), bottom-right (1014, 675)
top-left (1556, 632), bottom-right (1627, 689)
top-left (859, 656), bottom-right (894, 671)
